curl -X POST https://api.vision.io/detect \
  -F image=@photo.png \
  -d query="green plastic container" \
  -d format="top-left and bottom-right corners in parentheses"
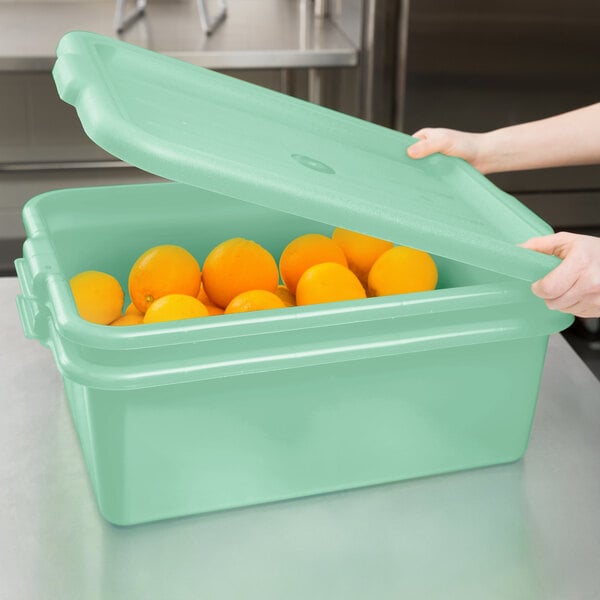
top-left (15, 32), bottom-right (573, 526)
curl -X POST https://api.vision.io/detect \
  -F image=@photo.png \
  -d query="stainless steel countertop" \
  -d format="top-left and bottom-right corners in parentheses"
top-left (0, 0), bottom-right (357, 71)
top-left (2, 275), bottom-right (600, 599)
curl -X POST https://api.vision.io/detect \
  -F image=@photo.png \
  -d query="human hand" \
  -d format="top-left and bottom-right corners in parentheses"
top-left (406, 128), bottom-right (493, 173)
top-left (520, 232), bottom-right (600, 317)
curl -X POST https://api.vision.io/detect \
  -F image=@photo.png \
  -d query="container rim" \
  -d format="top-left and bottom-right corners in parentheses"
top-left (42, 275), bottom-right (541, 350)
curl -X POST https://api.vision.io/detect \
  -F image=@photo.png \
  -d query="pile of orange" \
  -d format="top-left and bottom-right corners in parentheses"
top-left (69, 228), bottom-right (438, 326)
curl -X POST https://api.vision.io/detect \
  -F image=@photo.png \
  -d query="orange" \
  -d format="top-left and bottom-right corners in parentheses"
top-left (125, 302), bottom-right (143, 316)
top-left (196, 281), bottom-right (214, 306)
top-left (70, 270), bottom-right (124, 325)
top-left (202, 238), bottom-right (278, 308)
top-left (332, 228), bottom-right (393, 286)
top-left (196, 275), bottom-right (221, 310)
top-left (206, 304), bottom-right (224, 316)
top-left (274, 285), bottom-right (295, 307)
top-left (368, 246), bottom-right (438, 297)
top-left (143, 294), bottom-right (209, 324)
top-left (225, 290), bottom-right (286, 314)
top-left (296, 262), bottom-right (366, 306)
top-left (279, 233), bottom-right (347, 295)
top-left (111, 314), bottom-right (144, 326)
top-left (129, 245), bottom-right (201, 314)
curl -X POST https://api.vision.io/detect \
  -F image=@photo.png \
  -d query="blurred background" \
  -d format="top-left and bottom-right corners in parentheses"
top-left (0, 0), bottom-right (598, 373)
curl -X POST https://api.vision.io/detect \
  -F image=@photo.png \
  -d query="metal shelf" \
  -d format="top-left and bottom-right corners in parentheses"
top-left (0, 0), bottom-right (358, 72)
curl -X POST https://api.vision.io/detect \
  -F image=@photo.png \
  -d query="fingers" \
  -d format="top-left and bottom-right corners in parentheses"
top-left (411, 128), bottom-right (430, 140)
top-left (406, 128), bottom-right (451, 159)
top-left (406, 130), bottom-right (441, 159)
top-left (541, 273), bottom-right (580, 310)
top-left (520, 232), bottom-right (573, 298)
top-left (569, 299), bottom-right (600, 318)
top-left (520, 232), bottom-right (600, 317)
top-left (557, 295), bottom-right (600, 318)
top-left (406, 139), bottom-right (435, 159)
top-left (520, 233), bottom-right (578, 300)
top-left (519, 232), bottom-right (572, 259)
top-left (405, 127), bottom-right (482, 168)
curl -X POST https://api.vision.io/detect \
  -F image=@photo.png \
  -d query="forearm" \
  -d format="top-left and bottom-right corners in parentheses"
top-left (478, 102), bottom-right (600, 174)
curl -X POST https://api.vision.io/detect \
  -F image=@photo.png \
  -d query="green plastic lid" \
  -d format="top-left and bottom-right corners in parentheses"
top-left (52, 31), bottom-right (559, 282)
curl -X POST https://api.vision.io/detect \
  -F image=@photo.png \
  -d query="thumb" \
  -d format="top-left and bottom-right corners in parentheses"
top-left (519, 233), bottom-right (573, 260)
top-left (406, 128), bottom-right (454, 160)
top-left (406, 138), bottom-right (437, 159)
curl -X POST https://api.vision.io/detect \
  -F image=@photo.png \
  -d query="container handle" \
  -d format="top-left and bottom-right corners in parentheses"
top-left (16, 294), bottom-right (51, 348)
top-left (16, 295), bottom-right (40, 340)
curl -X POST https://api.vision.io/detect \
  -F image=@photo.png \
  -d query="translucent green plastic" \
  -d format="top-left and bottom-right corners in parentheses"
top-left (16, 183), bottom-right (572, 525)
top-left (53, 31), bottom-right (560, 282)
top-left (14, 32), bottom-right (575, 525)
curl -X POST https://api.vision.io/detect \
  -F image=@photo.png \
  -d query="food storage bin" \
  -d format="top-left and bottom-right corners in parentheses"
top-left (15, 32), bottom-right (573, 526)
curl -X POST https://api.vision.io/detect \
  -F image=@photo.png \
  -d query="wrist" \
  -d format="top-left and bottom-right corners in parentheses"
top-left (471, 130), bottom-right (509, 174)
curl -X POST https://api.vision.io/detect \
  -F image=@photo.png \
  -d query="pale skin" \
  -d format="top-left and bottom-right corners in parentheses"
top-left (406, 103), bottom-right (600, 318)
